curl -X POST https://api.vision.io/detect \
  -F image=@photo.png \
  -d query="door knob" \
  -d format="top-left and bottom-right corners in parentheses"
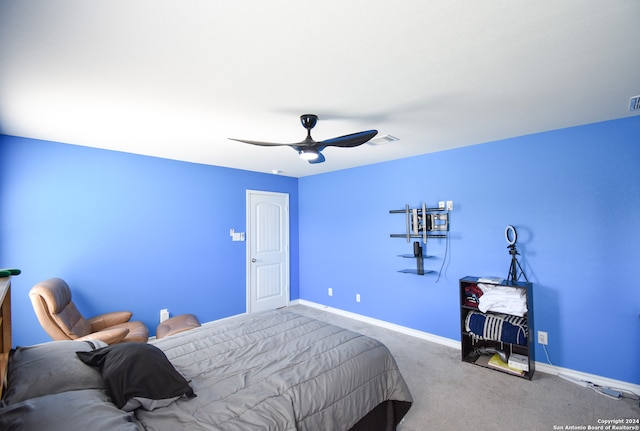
top-left (251, 258), bottom-right (257, 262)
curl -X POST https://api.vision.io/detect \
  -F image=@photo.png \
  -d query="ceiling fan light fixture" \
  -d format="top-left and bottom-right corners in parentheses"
top-left (299, 148), bottom-right (320, 160)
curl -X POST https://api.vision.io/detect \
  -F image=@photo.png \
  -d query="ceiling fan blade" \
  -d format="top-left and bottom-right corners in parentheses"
top-left (228, 138), bottom-right (291, 147)
top-left (320, 130), bottom-right (378, 147)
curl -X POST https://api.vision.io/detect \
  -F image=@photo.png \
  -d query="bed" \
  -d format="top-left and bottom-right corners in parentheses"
top-left (0, 277), bottom-right (413, 430)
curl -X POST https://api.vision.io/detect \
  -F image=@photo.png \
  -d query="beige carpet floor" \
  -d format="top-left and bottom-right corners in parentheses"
top-left (288, 304), bottom-right (639, 431)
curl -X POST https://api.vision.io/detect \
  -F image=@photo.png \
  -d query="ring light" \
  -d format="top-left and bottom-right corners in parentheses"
top-left (505, 225), bottom-right (517, 246)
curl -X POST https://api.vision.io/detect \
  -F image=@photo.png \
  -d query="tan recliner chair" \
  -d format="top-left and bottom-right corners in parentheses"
top-left (29, 277), bottom-right (148, 344)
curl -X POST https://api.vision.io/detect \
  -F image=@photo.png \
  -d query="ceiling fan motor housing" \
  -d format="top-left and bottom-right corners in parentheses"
top-left (300, 114), bottom-right (318, 130)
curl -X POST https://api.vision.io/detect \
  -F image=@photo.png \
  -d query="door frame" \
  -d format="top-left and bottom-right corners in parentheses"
top-left (245, 189), bottom-right (290, 313)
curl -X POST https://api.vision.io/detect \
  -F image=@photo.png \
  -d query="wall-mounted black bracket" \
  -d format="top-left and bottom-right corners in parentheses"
top-left (390, 202), bottom-right (451, 275)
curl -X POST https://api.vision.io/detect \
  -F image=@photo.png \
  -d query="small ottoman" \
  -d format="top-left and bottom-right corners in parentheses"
top-left (156, 314), bottom-right (201, 339)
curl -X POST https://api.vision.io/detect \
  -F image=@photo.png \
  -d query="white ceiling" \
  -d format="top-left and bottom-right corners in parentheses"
top-left (1, 1), bottom-right (639, 177)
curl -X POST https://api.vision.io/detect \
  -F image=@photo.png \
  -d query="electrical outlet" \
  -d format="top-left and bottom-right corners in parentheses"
top-left (356, 293), bottom-right (361, 303)
top-left (537, 331), bottom-right (548, 345)
top-left (160, 309), bottom-right (169, 323)
top-left (328, 288), bottom-right (333, 296)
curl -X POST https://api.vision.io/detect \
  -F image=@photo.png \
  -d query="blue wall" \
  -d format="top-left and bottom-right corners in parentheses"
top-left (1, 115), bottom-right (639, 385)
top-left (299, 116), bottom-right (640, 385)
top-left (0, 135), bottom-right (299, 346)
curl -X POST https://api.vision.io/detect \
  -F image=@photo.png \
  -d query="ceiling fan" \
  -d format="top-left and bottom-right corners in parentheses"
top-left (229, 114), bottom-right (378, 164)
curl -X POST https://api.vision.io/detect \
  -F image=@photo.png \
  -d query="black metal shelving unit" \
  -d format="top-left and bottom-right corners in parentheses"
top-left (459, 276), bottom-right (535, 380)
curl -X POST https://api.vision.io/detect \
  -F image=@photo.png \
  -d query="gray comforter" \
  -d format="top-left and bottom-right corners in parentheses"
top-left (137, 309), bottom-right (412, 431)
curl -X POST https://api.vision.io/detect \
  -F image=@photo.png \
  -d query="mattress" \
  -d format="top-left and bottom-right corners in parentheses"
top-left (136, 309), bottom-right (413, 431)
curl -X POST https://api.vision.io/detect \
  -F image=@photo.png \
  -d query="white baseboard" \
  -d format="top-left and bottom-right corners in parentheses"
top-left (292, 299), bottom-right (460, 350)
top-left (291, 299), bottom-right (640, 397)
top-left (535, 362), bottom-right (640, 397)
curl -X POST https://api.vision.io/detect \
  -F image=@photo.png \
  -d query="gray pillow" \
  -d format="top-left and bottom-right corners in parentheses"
top-left (3, 340), bottom-right (107, 405)
top-left (0, 389), bottom-right (143, 431)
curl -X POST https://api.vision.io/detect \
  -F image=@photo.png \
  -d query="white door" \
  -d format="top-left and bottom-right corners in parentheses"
top-left (246, 190), bottom-right (289, 313)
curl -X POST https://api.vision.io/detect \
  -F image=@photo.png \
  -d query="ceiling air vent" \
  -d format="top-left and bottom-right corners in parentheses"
top-left (630, 95), bottom-right (640, 112)
top-left (369, 135), bottom-right (399, 145)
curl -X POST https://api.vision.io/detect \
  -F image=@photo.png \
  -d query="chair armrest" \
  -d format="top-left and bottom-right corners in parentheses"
top-left (88, 311), bottom-right (133, 331)
top-left (77, 327), bottom-right (130, 345)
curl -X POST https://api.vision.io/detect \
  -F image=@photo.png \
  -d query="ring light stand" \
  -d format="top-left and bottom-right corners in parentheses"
top-left (506, 225), bottom-right (528, 282)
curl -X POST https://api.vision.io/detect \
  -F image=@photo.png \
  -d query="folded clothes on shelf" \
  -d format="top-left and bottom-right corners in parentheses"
top-left (465, 310), bottom-right (528, 346)
top-left (477, 282), bottom-right (527, 317)
top-left (463, 283), bottom-right (483, 308)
